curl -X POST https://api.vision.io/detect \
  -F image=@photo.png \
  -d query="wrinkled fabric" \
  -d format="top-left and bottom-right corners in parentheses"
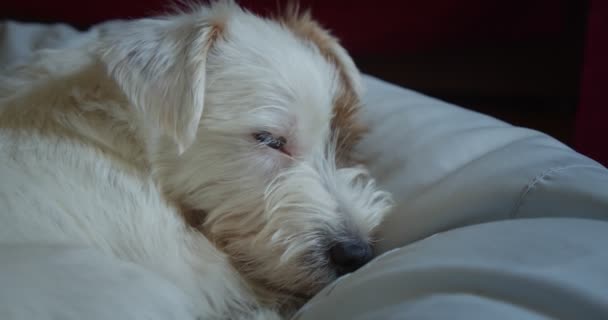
top-left (357, 76), bottom-right (608, 251)
top-left (296, 219), bottom-right (608, 320)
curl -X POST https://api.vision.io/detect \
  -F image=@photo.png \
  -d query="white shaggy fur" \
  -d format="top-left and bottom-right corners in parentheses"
top-left (0, 2), bottom-right (392, 319)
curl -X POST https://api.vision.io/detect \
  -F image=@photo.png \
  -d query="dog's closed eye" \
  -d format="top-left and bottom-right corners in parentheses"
top-left (253, 131), bottom-right (288, 154)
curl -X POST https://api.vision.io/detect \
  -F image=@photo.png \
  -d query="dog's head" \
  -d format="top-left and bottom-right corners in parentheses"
top-left (98, 0), bottom-right (392, 308)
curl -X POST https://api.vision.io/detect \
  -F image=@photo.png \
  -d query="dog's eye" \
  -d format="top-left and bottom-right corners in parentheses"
top-left (254, 131), bottom-right (287, 151)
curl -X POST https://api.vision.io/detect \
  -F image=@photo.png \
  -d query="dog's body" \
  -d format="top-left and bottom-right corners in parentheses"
top-left (0, 2), bottom-right (391, 319)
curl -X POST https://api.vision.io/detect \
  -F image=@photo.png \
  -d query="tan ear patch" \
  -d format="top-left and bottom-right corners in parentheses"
top-left (331, 87), bottom-right (368, 164)
top-left (277, 4), bottom-right (366, 163)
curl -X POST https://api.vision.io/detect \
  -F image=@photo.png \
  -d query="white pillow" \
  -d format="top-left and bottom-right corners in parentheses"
top-left (357, 76), bottom-right (608, 252)
top-left (295, 218), bottom-right (608, 320)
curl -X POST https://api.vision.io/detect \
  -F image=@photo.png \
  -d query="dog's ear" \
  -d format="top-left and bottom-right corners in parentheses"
top-left (278, 5), bottom-right (366, 161)
top-left (278, 4), bottom-right (363, 97)
top-left (97, 15), bottom-right (222, 153)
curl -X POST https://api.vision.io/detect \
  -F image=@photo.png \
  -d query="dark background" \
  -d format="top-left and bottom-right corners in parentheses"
top-left (1, 0), bottom-right (605, 166)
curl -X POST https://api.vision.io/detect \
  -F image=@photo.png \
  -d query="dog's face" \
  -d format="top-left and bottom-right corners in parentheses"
top-left (99, 1), bottom-right (392, 307)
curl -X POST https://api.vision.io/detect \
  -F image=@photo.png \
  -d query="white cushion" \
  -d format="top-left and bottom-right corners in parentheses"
top-left (357, 76), bottom-right (608, 252)
top-left (0, 21), bottom-right (100, 68)
top-left (295, 218), bottom-right (608, 320)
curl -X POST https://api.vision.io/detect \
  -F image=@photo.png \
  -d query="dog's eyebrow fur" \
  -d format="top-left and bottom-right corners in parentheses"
top-left (276, 4), bottom-right (367, 164)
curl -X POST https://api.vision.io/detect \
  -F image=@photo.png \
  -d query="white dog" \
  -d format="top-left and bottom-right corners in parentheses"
top-left (0, 1), bottom-right (392, 319)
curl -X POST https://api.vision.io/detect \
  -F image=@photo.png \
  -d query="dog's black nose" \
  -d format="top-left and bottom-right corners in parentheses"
top-left (330, 240), bottom-right (373, 275)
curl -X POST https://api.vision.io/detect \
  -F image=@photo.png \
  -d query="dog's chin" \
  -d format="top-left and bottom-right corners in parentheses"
top-left (237, 258), bottom-right (338, 313)
top-left (225, 250), bottom-right (338, 311)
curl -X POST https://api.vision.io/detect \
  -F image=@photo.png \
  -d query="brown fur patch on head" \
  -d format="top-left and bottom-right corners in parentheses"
top-left (276, 3), bottom-right (367, 164)
top-left (331, 86), bottom-right (368, 165)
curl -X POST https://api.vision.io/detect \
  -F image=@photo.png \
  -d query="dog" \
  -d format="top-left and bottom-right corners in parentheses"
top-left (0, 1), bottom-right (392, 319)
